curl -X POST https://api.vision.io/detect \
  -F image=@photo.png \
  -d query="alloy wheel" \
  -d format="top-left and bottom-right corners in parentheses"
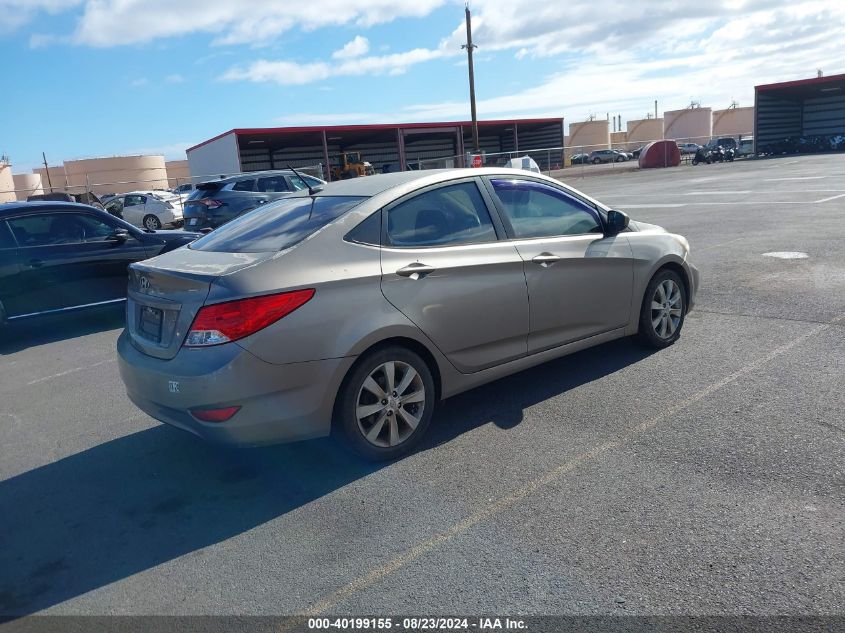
top-left (650, 279), bottom-right (683, 339)
top-left (356, 360), bottom-right (425, 448)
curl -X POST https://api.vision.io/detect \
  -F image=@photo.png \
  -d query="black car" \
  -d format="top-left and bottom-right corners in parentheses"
top-left (0, 202), bottom-right (200, 325)
top-left (183, 169), bottom-right (326, 230)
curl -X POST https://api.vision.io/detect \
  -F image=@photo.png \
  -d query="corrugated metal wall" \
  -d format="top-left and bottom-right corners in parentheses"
top-left (802, 94), bottom-right (845, 136)
top-left (755, 93), bottom-right (802, 144)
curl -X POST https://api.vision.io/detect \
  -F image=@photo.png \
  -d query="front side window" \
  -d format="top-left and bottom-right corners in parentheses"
top-left (256, 176), bottom-right (291, 193)
top-left (124, 195), bottom-right (145, 207)
top-left (288, 175), bottom-right (308, 191)
top-left (491, 179), bottom-right (602, 239)
top-left (7, 213), bottom-right (101, 246)
top-left (386, 181), bottom-right (497, 248)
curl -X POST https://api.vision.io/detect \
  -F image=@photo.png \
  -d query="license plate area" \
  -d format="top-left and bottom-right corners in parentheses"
top-left (138, 306), bottom-right (163, 343)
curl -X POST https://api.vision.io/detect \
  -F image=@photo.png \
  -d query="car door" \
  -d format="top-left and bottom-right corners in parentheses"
top-left (122, 194), bottom-right (147, 227)
top-left (6, 210), bottom-right (150, 314)
top-left (485, 177), bottom-right (633, 354)
top-left (379, 178), bottom-right (529, 373)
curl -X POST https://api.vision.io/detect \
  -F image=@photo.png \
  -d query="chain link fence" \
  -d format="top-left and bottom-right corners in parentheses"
top-left (411, 132), bottom-right (755, 178)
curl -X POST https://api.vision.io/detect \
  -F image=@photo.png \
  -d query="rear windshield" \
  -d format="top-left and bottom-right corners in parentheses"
top-left (189, 195), bottom-right (367, 253)
top-left (187, 182), bottom-right (224, 200)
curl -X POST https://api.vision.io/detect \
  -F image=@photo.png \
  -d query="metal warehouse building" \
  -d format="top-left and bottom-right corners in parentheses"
top-left (755, 73), bottom-right (845, 152)
top-left (186, 118), bottom-right (564, 182)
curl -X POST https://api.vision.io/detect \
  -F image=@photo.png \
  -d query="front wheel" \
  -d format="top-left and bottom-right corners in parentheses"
top-left (335, 346), bottom-right (435, 461)
top-left (692, 158), bottom-right (700, 165)
top-left (592, 158), bottom-right (601, 164)
top-left (637, 269), bottom-right (686, 348)
top-left (143, 214), bottom-right (162, 230)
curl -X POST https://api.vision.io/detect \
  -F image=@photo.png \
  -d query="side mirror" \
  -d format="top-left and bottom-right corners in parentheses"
top-left (107, 228), bottom-right (130, 243)
top-left (605, 209), bottom-right (629, 236)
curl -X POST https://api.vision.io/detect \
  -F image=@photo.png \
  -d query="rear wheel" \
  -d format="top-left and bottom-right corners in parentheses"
top-left (637, 269), bottom-right (686, 348)
top-left (592, 158), bottom-right (601, 164)
top-left (143, 214), bottom-right (162, 230)
top-left (335, 346), bottom-right (435, 461)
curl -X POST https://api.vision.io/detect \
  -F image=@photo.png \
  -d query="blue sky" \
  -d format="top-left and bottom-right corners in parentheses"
top-left (2, 0), bottom-right (843, 172)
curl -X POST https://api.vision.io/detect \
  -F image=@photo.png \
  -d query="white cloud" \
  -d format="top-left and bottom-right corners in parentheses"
top-left (0, 0), bottom-right (80, 34)
top-left (222, 47), bottom-right (451, 85)
top-left (122, 141), bottom-right (194, 161)
top-left (165, 73), bottom-right (184, 83)
top-left (332, 35), bottom-right (370, 59)
top-left (43, 0), bottom-right (446, 47)
top-left (129, 77), bottom-right (149, 87)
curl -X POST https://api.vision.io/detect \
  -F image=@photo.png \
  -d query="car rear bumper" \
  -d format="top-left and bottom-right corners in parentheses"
top-left (117, 330), bottom-right (355, 446)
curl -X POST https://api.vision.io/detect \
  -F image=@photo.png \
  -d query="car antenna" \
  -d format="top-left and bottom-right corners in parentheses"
top-left (287, 164), bottom-right (322, 196)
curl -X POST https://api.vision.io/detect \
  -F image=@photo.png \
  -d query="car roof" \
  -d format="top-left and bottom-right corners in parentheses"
top-left (309, 167), bottom-right (575, 199)
top-left (205, 169), bottom-right (325, 185)
top-left (0, 200), bottom-right (100, 216)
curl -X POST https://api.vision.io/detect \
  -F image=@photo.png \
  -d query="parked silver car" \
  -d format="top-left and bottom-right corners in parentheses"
top-left (589, 149), bottom-right (629, 164)
top-left (118, 169), bottom-right (699, 460)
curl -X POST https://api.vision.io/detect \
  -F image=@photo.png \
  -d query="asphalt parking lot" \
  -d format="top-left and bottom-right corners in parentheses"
top-left (0, 154), bottom-right (843, 618)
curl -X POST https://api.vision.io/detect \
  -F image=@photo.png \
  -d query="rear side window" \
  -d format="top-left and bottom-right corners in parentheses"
top-left (386, 182), bottom-right (497, 248)
top-left (190, 196), bottom-right (367, 253)
top-left (232, 179), bottom-right (255, 192)
top-left (0, 221), bottom-right (15, 248)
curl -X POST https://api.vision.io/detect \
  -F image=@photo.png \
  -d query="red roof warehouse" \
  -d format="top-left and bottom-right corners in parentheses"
top-left (754, 73), bottom-right (845, 152)
top-left (186, 118), bottom-right (565, 181)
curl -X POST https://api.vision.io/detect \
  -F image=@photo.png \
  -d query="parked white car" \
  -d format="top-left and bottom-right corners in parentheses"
top-left (104, 192), bottom-right (184, 230)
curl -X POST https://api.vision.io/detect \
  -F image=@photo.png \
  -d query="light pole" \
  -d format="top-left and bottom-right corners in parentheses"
top-left (462, 5), bottom-right (480, 154)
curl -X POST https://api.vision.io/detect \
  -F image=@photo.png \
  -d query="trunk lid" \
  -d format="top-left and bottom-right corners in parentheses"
top-left (126, 249), bottom-right (272, 359)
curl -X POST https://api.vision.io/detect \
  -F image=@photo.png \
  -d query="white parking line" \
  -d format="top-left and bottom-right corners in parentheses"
top-left (617, 204), bottom-right (685, 208)
top-left (294, 312), bottom-right (845, 618)
top-left (814, 193), bottom-right (845, 203)
top-left (764, 176), bottom-right (825, 181)
top-left (697, 237), bottom-right (745, 251)
top-left (26, 358), bottom-right (117, 386)
top-left (684, 191), bottom-right (751, 195)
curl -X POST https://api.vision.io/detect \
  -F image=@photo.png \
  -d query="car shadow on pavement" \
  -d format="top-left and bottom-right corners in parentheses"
top-left (424, 337), bottom-right (656, 447)
top-left (0, 337), bottom-right (653, 616)
top-left (0, 305), bottom-right (125, 355)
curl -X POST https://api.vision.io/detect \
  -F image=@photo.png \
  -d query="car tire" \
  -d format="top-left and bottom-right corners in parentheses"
top-left (615, 156), bottom-right (624, 162)
top-left (637, 269), bottom-right (686, 349)
top-left (334, 346), bottom-right (436, 461)
top-left (592, 158), bottom-right (601, 164)
top-left (143, 215), bottom-right (162, 230)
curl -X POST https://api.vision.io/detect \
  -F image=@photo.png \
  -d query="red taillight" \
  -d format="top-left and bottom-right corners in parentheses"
top-left (200, 199), bottom-right (224, 209)
top-left (184, 289), bottom-right (315, 347)
top-left (191, 406), bottom-right (241, 422)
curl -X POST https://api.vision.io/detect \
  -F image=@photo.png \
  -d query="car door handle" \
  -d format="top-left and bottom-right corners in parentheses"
top-left (532, 253), bottom-right (561, 266)
top-left (396, 263), bottom-right (436, 279)
top-left (27, 259), bottom-right (44, 269)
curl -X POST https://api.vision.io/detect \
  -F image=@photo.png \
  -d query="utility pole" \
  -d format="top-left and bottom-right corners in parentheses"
top-left (42, 152), bottom-right (53, 192)
top-left (462, 5), bottom-right (480, 153)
